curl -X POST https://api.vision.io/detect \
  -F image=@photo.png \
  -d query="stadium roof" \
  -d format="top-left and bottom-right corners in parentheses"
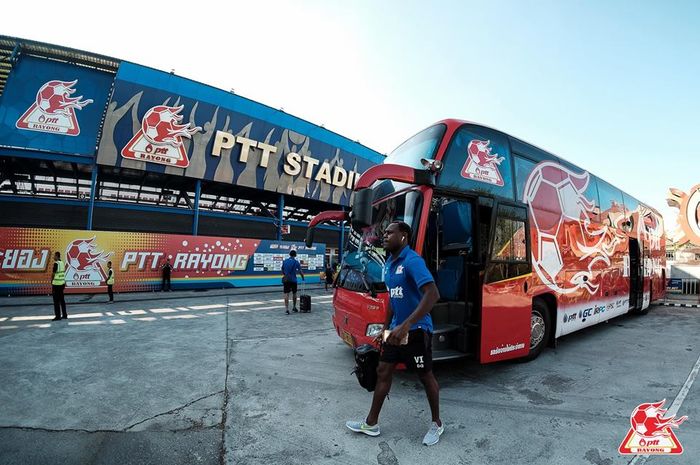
top-left (0, 36), bottom-right (120, 96)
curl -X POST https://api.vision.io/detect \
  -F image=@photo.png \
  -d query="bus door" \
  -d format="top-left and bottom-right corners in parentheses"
top-left (479, 201), bottom-right (532, 363)
top-left (629, 238), bottom-right (643, 310)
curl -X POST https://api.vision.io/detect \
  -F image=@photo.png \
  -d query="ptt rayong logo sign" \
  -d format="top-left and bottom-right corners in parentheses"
top-left (64, 237), bottom-right (113, 288)
top-left (121, 105), bottom-right (201, 167)
top-left (461, 139), bottom-right (505, 187)
top-left (16, 80), bottom-right (93, 136)
top-left (619, 399), bottom-right (687, 455)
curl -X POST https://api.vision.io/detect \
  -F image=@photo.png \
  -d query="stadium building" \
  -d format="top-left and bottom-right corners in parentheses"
top-left (0, 36), bottom-right (383, 295)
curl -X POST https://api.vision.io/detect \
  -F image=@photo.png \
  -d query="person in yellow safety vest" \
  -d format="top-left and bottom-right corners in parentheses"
top-left (106, 261), bottom-right (115, 303)
top-left (51, 251), bottom-right (67, 321)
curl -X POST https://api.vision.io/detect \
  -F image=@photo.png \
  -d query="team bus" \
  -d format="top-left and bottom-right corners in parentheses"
top-left (306, 120), bottom-right (665, 363)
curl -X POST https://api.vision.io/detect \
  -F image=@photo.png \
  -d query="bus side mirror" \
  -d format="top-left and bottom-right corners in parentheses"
top-left (350, 188), bottom-right (373, 233)
top-left (305, 227), bottom-right (315, 248)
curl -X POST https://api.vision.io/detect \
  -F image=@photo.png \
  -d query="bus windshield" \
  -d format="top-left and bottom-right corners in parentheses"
top-left (384, 124), bottom-right (446, 169)
top-left (338, 189), bottom-right (423, 293)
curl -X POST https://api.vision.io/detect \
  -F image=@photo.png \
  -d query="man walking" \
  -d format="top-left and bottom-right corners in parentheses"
top-left (161, 258), bottom-right (172, 291)
top-left (106, 261), bottom-right (115, 303)
top-left (51, 251), bottom-right (67, 321)
top-left (346, 221), bottom-right (443, 445)
top-left (281, 250), bottom-right (304, 314)
top-left (324, 262), bottom-right (334, 291)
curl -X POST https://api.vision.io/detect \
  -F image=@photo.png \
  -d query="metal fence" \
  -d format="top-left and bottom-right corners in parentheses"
top-left (667, 278), bottom-right (700, 295)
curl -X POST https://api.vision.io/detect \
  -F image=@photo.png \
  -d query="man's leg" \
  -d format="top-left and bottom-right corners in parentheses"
top-left (161, 276), bottom-right (166, 291)
top-left (418, 370), bottom-right (441, 425)
top-left (292, 281), bottom-right (299, 311)
top-left (366, 361), bottom-right (397, 425)
top-left (52, 286), bottom-right (61, 319)
top-left (59, 285), bottom-right (67, 318)
top-left (284, 290), bottom-right (290, 314)
top-left (108, 285), bottom-right (114, 302)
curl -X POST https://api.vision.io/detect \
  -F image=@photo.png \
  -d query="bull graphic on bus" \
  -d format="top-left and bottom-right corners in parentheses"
top-left (121, 105), bottom-right (201, 168)
top-left (16, 79), bottom-right (93, 136)
top-left (461, 139), bottom-right (505, 187)
top-left (523, 161), bottom-right (625, 295)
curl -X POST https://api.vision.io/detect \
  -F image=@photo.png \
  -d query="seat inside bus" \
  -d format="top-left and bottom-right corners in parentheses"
top-left (429, 199), bottom-right (475, 354)
top-left (435, 199), bottom-right (472, 301)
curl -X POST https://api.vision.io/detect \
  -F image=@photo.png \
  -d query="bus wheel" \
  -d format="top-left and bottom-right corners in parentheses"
top-left (522, 299), bottom-right (551, 362)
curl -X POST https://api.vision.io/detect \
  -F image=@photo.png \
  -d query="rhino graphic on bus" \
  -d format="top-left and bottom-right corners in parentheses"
top-left (461, 139), bottom-right (504, 187)
top-left (523, 161), bottom-right (625, 295)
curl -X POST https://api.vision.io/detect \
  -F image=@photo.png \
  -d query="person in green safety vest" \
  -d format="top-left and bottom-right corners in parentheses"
top-left (106, 261), bottom-right (115, 303)
top-left (51, 251), bottom-right (67, 321)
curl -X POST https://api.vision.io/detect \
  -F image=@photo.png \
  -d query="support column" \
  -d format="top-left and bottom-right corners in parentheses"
top-left (338, 205), bottom-right (345, 266)
top-left (86, 164), bottom-right (98, 231)
top-left (192, 180), bottom-right (201, 236)
top-left (277, 194), bottom-right (285, 241)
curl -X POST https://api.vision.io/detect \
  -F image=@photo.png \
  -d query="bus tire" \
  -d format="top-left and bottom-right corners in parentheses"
top-left (521, 299), bottom-right (551, 362)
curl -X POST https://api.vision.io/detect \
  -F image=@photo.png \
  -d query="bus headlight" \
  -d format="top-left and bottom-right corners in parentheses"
top-left (366, 324), bottom-right (383, 337)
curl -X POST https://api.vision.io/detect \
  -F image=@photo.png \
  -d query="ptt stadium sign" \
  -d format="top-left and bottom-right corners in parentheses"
top-left (211, 131), bottom-right (360, 189)
top-left (96, 63), bottom-right (379, 206)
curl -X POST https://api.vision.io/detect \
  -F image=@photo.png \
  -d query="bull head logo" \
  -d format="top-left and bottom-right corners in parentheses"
top-left (523, 162), bottom-right (625, 295)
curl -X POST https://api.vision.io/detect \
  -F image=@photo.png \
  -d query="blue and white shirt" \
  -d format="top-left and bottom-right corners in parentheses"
top-left (282, 257), bottom-right (301, 283)
top-left (384, 246), bottom-right (435, 333)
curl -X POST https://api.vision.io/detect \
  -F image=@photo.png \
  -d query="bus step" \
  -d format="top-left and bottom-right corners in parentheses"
top-left (433, 348), bottom-right (470, 361)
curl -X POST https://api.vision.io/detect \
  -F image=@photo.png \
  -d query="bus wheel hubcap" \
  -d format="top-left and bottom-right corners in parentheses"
top-left (530, 313), bottom-right (545, 348)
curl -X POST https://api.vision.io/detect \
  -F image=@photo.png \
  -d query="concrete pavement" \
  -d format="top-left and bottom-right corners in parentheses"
top-left (1, 290), bottom-right (698, 464)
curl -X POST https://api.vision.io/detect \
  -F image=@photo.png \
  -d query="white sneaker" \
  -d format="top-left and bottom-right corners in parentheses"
top-left (345, 420), bottom-right (380, 437)
top-left (422, 421), bottom-right (444, 445)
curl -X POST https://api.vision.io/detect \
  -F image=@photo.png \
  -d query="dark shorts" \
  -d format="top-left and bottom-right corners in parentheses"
top-left (283, 281), bottom-right (298, 294)
top-left (380, 329), bottom-right (433, 373)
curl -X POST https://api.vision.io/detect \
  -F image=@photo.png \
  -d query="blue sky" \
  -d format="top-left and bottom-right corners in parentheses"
top-left (6, 0), bottom-right (699, 222)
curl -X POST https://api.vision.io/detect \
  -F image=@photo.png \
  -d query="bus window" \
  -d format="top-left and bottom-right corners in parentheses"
top-left (514, 155), bottom-right (537, 202)
top-left (486, 204), bottom-right (530, 283)
top-left (597, 178), bottom-right (625, 230)
top-left (385, 124), bottom-right (446, 169)
top-left (439, 125), bottom-right (515, 201)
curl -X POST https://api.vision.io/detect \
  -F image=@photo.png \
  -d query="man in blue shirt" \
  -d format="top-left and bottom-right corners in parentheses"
top-left (346, 221), bottom-right (444, 446)
top-left (281, 249), bottom-right (304, 314)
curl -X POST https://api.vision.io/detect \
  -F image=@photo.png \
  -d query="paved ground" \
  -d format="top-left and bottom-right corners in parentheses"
top-left (0, 289), bottom-right (698, 464)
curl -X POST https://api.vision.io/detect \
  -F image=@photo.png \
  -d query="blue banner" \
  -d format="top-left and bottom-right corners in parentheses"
top-left (96, 62), bottom-right (381, 206)
top-left (0, 56), bottom-right (114, 156)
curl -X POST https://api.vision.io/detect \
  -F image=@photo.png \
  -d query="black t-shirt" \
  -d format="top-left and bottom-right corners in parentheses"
top-left (162, 263), bottom-right (172, 276)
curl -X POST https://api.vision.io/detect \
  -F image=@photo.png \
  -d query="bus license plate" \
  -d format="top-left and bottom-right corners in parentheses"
top-left (342, 330), bottom-right (354, 347)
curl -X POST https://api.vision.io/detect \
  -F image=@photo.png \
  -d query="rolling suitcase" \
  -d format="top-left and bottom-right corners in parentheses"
top-left (299, 280), bottom-right (311, 313)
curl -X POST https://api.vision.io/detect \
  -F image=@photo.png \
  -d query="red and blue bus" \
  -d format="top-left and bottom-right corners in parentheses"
top-left (307, 120), bottom-right (665, 363)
